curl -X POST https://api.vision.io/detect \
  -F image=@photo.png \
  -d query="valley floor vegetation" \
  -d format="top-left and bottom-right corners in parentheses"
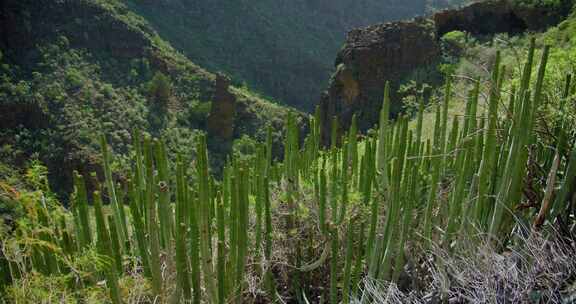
top-left (1, 40), bottom-right (576, 303)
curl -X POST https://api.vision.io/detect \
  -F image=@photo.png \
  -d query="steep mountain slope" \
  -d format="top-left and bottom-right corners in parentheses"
top-left (126, 0), bottom-right (444, 111)
top-left (0, 0), bottom-right (298, 197)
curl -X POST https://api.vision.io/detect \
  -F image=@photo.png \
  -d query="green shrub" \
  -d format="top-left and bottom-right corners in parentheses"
top-left (232, 134), bottom-right (258, 161)
top-left (65, 69), bottom-right (84, 90)
top-left (513, 0), bottom-right (564, 9)
top-left (147, 72), bottom-right (172, 108)
top-left (441, 30), bottom-right (468, 49)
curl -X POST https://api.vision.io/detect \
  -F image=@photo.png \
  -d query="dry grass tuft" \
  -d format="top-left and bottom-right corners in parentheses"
top-left (354, 231), bottom-right (576, 304)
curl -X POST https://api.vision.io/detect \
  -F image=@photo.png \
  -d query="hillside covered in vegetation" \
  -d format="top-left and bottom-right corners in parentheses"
top-left (126, 0), bottom-right (468, 111)
top-left (0, 0), bottom-right (300, 198)
top-left (2, 0), bottom-right (576, 303)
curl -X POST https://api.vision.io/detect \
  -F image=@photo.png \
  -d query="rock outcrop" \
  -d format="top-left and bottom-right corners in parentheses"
top-left (207, 74), bottom-right (237, 140)
top-left (320, 18), bottom-right (440, 142)
top-left (319, 0), bottom-right (572, 143)
top-left (433, 0), bottom-right (570, 36)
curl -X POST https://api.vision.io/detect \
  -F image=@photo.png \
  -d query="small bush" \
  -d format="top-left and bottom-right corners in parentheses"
top-left (65, 68), bottom-right (84, 90)
top-left (442, 30), bottom-right (468, 49)
top-left (147, 72), bottom-right (172, 108)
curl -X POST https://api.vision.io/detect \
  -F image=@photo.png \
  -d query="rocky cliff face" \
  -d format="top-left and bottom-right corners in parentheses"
top-left (319, 0), bottom-right (572, 143)
top-left (207, 74), bottom-right (236, 140)
top-left (319, 18), bottom-right (440, 141)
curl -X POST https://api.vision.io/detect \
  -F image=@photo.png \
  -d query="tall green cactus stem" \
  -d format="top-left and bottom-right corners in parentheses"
top-left (369, 82), bottom-right (391, 258)
top-left (36, 208), bottom-right (59, 275)
top-left (189, 186), bottom-right (202, 304)
top-left (392, 165), bottom-right (418, 282)
top-left (351, 222), bottom-right (365, 297)
top-left (72, 172), bottom-right (92, 248)
top-left (143, 138), bottom-right (163, 297)
top-left (341, 219), bottom-right (354, 304)
top-left (100, 135), bottom-right (129, 246)
top-left (423, 147), bottom-right (440, 244)
top-left (254, 146), bottom-right (266, 254)
top-left (115, 182), bottom-right (130, 253)
top-left (348, 114), bottom-right (359, 188)
top-left (263, 174), bottom-right (275, 296)
top-left (93, 191), bottom-right (123, 304)
top-left (233, 166), bottom-right (250, 303)
top-left (132, 129), bottom-right (146, 218)
top-left (319, 159), bottom-right (328, 236)
top-left (441, 77), bottom-right (452, 165)
top-left (216, 191), bottom-right (227, 304)
top-left (175, 157), bottom-right (192, 301)
top-left (127, 178), bottom-right (151, 278)
top-left (476, 51), bottom-right (501, 228)
top-left (444, 133), bottom-right (474, 246)
top-left (196, 134), bottom-right (218, 302)
top-left (227, 165), bottom-right (239, 294)
top-left (446, 117), bottom-right (460, 170)
top-left (155, 140), bottom-right (174, 248)
top-left (107, 215), bottom-right (123, 274)
top-left (329, 226), bottom-right (339, 304)
top-left (339, 137), bottom-right (349, 224)
top-left (490, 43), bottom-right (549, 239)
top-left (59, 216), bottom-right (74, 256)
top-left (265, 125), bottom-right (273, 175)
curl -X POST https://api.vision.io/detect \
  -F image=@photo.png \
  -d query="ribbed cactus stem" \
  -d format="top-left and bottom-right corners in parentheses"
top-left (339, 137), bottom-right (349, 224)
top-left (155, 139), bottom-right (174, 248)
top-left (441, 77), bottom-right (452, 162)
top-left (348, 114), bottom-right (358, 188)
top-left (189, 186), bottom-right (202, 304)
top-left (143, 137), bottom-right (163, 297)
top-left (233, 165), bottom-right (250, 303)
top-left (93, 190), bottom-right (123, 304)
top-left (196, 134), bottom-right (218, 302)
top-left (329, 226), bottom-right (339, 304)
top-left (107, 215), bottom-right (123, 274)
top-left (100, 135), bottom-right (129, 246)
top-left (341, 219), bottom-right (354, 304)
top-left (175, 157), bottom-right (192, 301)
top-left (476, 51), bottom-right (501, 229)
top-left (127, 178), bottom-right (150, 278)
top-left (72, 172), bottom-right (92, 248)
top-left (216, 191), bottom-right (227, 304)
top-left (263, 174), bottom-right (275, 296)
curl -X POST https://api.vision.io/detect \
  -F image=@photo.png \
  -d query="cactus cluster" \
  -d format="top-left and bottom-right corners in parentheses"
top-left (2, 42), bottom-right (575, 303)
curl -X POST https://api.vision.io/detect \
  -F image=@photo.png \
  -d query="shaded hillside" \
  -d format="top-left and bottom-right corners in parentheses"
top-left (126, 0), bottom-right (440, 111)
top-left (0, 0), bottom-right (299, 197)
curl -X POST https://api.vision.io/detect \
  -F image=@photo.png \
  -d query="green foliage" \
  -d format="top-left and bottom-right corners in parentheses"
top-left (147, 72), bottom-right (172, 108)
top-left (441, 30), bottom-right (468, 49)
top-left (513, 0), bottom-right (565, 9)
top-left (2, 1), bottom-right (576, 303)
top-left (0, 0), bottom-right (299, 199)
top-left (3, 40), bottom-right (576, 303)
top-left (65, 68), bottom-right (85, 91)
top-left (232, 135), bottom-right (258, 162)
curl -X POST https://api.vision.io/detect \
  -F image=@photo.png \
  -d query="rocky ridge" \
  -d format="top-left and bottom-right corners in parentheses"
top-left (319, 0), bottom-right (573, 142)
